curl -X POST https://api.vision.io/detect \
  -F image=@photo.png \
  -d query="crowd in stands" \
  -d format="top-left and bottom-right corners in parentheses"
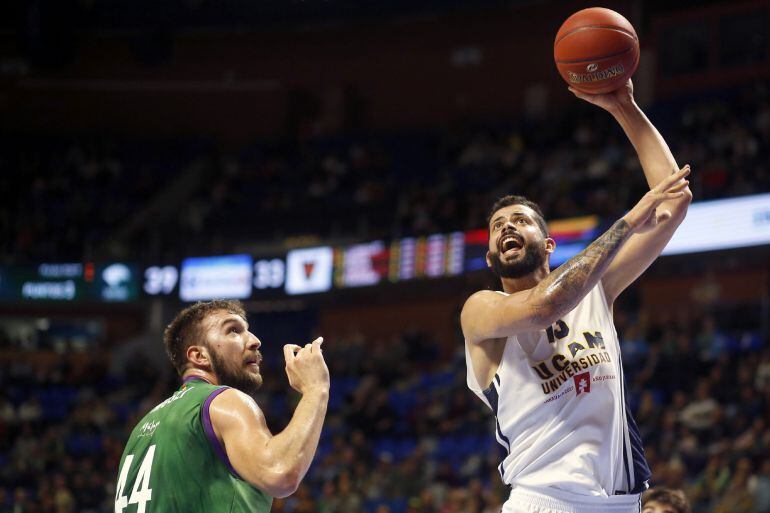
top-left (3, 64), bottom-right (770, 513)
top-left (3, 79), bottom-right (770, 263)
top-left (0, 300), bottom-right (768, 513)
top-left (1, 137), bottom-right (210, 262)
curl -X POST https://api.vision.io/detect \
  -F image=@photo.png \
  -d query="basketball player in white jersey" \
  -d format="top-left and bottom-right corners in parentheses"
top-left (461, 80), bottom-right (692, 513)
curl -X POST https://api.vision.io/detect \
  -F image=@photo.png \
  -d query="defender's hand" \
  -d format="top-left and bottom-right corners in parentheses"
top-left (623, 165), bottom-right (690, 233)
top-left (283, 338), bottom-right (330, 395)
top-left (569, 79), bottom-right (634, 114)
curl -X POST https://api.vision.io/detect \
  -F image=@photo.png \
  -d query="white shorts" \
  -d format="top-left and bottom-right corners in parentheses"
top-left (503, 485), bottom-right (641, 513)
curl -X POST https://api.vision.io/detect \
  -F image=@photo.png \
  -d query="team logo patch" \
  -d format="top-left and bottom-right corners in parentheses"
top-left (574, 372), bottom-right (591, 395)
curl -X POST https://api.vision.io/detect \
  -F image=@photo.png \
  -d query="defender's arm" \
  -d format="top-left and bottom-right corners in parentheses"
top-left (571, 81), bottom-right (693, 305)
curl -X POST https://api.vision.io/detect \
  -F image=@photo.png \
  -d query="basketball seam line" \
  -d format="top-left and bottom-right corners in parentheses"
top-left (555, 46), bottom-right (634, 65)
top-left (554, 25), bottom-right (637, 46)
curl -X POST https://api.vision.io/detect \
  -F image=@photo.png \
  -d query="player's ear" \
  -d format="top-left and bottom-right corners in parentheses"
top-left (187, 344), bottom-right (212, 368)
top-left (485, 250), bottom-right (493, 269)
top-left (544, 237), bottom-right (556, 254)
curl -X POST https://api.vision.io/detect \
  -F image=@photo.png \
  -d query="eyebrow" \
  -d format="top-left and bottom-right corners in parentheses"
top-left (490, 212), bottom-right (531, 225)
top-left (220, 317), bottom-right (248, 331)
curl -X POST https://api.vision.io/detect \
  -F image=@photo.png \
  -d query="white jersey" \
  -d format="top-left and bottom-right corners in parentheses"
top-left (465, 284), bottom-right (650, 498)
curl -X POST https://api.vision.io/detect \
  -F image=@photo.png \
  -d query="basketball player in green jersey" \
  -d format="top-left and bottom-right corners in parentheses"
top-left (115, 300), bottom-right (329, 513)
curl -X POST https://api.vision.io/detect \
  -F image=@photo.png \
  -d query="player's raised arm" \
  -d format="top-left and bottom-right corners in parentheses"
top-left (570, 80), bottom-right (693, 305)
top-left (209, 338), bottom-right (329, 498)
top-left (461, 167), bottom-right (689, 344)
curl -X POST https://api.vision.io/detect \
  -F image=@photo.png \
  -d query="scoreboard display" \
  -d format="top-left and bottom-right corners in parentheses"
top-left (389, 232), bottom-right (465, 282)
top-left (333, 233), bottom-right (465, 288)
top-left (0, 262), bottom-right (139, 303)
top-left (179, 255), bottom-right (254, 302)
top-left (0, 224), bottom-right (597, 303)
top-left (5, 193), bottom-right (760, 304)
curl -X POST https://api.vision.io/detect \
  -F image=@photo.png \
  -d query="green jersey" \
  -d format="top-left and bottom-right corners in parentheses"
top-left (115, 378), bottom-right (272, 513)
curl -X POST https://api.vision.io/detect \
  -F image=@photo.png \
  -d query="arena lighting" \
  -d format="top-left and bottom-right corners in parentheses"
top-left (662, 193), bottom-right (770, 255)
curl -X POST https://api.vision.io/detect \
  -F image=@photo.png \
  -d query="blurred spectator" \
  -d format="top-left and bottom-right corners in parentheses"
top-left (712, 457), bottom-right (754, 513)
top-left (679, 380), bottom-right (719, 432)
top-left (749, 459), bottom-right (770, 513)
top-left (53, 473), bottom-right (75, 513)
top-left (642, 487), bottom-right (691, 513)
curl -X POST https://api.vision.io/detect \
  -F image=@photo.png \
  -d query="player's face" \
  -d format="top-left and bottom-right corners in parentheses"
top-left (487, 204), bottom-right (551, 279)
top-left (203, 311), bottom-right (263, 395)
top-left (642, 501), bottom-right (678, 513)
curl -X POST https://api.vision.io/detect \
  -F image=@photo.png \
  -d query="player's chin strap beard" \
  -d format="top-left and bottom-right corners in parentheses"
top-left (210, 350), bottom-right (263, 396)
top-left (491, 242), bottom-right (546, 279)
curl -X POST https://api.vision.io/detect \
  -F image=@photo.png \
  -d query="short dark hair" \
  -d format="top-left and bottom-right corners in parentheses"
top-left (642, 488), bottom-right (691, 513)
top-left (487, 195), bottom-right (548, 237)
top-left (163, 300), bottom-right (247, 375)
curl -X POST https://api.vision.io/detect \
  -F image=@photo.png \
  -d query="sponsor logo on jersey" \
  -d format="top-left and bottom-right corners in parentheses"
top-left (574, 372), bottom-right (591, 395)
top-left (534, 320), bottom-right (615, 395)
top-left (537, 351), bottom-right (612, 395)
top-left (138, 420), bottom-right (161, 437)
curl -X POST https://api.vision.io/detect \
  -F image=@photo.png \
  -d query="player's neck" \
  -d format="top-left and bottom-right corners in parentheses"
top-left (500, 264), bottom-right (550, 294)
top-left (182, 370), bottom-right (218, 386)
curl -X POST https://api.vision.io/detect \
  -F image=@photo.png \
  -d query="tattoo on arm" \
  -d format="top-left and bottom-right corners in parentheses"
top-left (531, 219), bottom-right (631, 323)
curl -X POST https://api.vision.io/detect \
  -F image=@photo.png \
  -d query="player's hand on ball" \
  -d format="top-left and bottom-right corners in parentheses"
top-left (568, 79), bottom-right (634, 113)
top-left (283, 338), bottom-right (330, 395)
top-left (623, 165), bottom-right (690, 233)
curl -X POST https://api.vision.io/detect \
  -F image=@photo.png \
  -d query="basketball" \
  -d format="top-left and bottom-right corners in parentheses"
top-left (554, 7), bottom-right (639, 94)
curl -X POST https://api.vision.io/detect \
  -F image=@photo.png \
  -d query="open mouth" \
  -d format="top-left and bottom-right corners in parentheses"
top-left (499, 233), bottom-right (523, 255)
top-left (245, 356), bottom-right (262, 371)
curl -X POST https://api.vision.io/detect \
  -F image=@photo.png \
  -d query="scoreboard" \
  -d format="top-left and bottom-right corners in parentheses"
top-left (0, 223), bottom-right (597, 303)
top-left (389, 233), bottom-right (465, 281)
top-left (0, 262), bottom-right (139, 302)
top-left (334, 233), bottom-right (464, 288)
top-left (3, 194), bottom-right (766, 303)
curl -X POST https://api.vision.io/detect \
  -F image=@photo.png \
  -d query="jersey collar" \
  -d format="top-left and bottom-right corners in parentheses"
top-left (182, 375), bottom-right (214, 385)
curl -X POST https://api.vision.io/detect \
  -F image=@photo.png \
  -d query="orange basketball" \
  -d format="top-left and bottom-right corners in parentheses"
top-left (554, 7), bottom-right (639, 94)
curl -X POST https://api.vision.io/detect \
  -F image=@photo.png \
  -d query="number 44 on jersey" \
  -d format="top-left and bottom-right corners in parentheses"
top-left (115, 445), bottom-right (156, 513)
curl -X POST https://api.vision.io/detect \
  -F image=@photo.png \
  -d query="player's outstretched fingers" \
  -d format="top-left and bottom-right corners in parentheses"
top-left (311, 337), bottom-right (324, 353)
top-left (662, 190), bottom-right (686, 200)
top-left (654, 166), bottom-right (689, 193)
top-left (660, 165), bottom-right (690, 190)
top-left (667, 179), bottom-right (690, 193)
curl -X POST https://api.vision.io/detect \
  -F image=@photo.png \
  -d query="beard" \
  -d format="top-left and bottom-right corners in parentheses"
top-left (209, 348), bottom-right (263, 396)
top-left (490, 239), bottom-right (546, 279)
